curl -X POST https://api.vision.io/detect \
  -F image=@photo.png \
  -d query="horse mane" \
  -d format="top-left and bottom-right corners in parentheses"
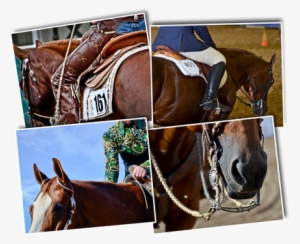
top-left (37, 39), bottom-right (81, 56)
top-left (220, 47), bottom-right (260, 59)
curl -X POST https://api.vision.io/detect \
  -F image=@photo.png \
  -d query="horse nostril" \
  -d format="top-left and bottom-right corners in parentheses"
top-left (231, 160), bottom-right (246, 186)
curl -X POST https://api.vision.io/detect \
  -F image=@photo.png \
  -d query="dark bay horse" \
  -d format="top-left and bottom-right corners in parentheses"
top-left (13, 30), bottom-right (151, 127)
top-left (149, 118), bottom-right (267, 231)
top-left (152, 48), bottom-right (276, 126)
top-left (29, 158), bottom-right (154, 232)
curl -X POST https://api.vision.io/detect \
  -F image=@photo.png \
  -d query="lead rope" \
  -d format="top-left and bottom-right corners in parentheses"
top-left (151, 152), bottom-right (214, 219)
top-left (52, 25), bottom-right (76, 125)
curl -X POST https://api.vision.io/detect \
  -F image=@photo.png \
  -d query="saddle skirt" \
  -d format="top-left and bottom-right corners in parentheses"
top-left (153, 45), bottom-right (210, 81)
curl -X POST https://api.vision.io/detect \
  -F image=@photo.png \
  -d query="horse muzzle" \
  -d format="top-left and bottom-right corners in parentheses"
top-left (220, 152), bottom-right (268, 200)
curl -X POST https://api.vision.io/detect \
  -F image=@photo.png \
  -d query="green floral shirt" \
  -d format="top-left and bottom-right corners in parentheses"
top-left (103, 120), bottom-right (150, 182)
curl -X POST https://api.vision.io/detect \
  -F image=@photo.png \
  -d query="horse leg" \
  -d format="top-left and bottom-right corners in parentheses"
top-left (113, 50), bottom-right (151, 120)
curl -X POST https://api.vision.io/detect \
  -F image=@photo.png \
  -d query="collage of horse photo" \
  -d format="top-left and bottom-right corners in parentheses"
top-left (12, 13), bottom-right (283, 234)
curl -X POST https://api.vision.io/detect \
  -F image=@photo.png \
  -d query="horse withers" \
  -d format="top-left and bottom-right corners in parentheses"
top-left (29, 158), bottom-right (154, 232)
top-left (150, 118), bottom-right (267, 232)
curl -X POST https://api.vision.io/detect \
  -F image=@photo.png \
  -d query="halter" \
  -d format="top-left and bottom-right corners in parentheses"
top-left (151, 120), bottom-right (264, 220)
top-left (56, 177), bottom-right (76, 230)
top-left (227, 64), bottom-right (274, 111)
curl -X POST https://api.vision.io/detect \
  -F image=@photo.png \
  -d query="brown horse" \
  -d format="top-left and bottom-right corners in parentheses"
top-left (149, 118), bottom-right (267, 231)
top-left (13, 29), bottom-right (151, 127)
top-left (152, 48), bottom-right (276, 126)
top-left (29, 158), bottom-right (154, 232)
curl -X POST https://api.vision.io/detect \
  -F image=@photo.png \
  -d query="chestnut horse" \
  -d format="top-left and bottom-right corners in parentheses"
top-left (149, 118), bottom-right (267, 231)
top-left (152, 48), bottom-right (276, 126)
top-left (29, 158), bottom-right (154, 232)
top-left (13, 32), bottom-right (151, 127)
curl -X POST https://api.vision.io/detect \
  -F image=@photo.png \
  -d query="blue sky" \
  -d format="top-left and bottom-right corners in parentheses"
top-left (16, 120), bottom-right (126, 233)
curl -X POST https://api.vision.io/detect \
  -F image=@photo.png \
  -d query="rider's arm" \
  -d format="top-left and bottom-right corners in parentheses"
top-left (193, 26), bottom-right (217, 49)
top-left (103, 130), bottom-right (119, 183)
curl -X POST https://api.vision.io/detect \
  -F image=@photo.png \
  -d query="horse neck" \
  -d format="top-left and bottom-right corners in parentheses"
top-left (39, 39), bottom-right (81, 57)
top-left (222, 49), bottom-right (266, 90)
top-left (149, 127), bottom-right (196, 174)
top-left (69, 181), bottom-right (141, 228)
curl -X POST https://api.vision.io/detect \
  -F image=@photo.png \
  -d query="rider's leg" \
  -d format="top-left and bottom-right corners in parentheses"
top-left (180, 47), bottom-right (230, 112)
top-left (51, 25), bottom-right (115, 125)
top-left (202, 61), bottom-right (231, 112)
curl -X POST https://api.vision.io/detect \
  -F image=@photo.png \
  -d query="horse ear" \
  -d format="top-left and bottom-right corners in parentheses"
top-left (35, 40), bottom-right (43, 47)
top-left (13, 45), bottom-right (28, 61)
top-left (52, 158), bottom-right (72, 187)
top-left (33, 164), bottom-right (49, 185)
top-left (270, 54), bottom-right (276, 66)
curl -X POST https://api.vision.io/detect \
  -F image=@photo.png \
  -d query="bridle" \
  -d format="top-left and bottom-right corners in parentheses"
top-left (151, 119), bottom-right (264, 220)
top-left (199, 120), bottom-right (264, 218)
top-left (227, 63), bottom-right (274, 112)
top-left (37, 177), bottom-right (76, 230)
top-left (20, 52), bottom-right (53, 126)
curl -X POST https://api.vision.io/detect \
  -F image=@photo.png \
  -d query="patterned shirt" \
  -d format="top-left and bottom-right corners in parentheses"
top-left (103, 120), bottom-right (150, 182)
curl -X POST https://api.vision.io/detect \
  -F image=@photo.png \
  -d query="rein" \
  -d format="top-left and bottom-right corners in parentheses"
top-left (151, 121), bottom-right (264, 220)
top-left (226, 64), bottom-right (274, 109)
top-left (51, 25), bottom-right (76, 125)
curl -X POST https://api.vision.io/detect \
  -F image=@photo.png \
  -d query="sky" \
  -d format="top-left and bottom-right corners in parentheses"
top-left (16, 120), bottom-right (128, 233)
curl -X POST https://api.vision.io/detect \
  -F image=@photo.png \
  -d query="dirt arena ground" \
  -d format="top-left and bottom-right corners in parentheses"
top-left (150, 25), bottom-right (283, 127)
top-left (154, 136), bottom-right (284, 233)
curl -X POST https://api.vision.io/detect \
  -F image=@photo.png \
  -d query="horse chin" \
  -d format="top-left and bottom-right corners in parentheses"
top-left (225, 184), bottom-right (257, 200)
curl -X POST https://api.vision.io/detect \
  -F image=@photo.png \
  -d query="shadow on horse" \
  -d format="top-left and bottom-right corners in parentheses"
top-left (13, 20), bottom-right (151, 127)
top-left (152, 47), bottom-right (276, 126)
top-left (29, 158), bottom-right (154, 232)
top-left (149, 118), bottom-right (267, 232)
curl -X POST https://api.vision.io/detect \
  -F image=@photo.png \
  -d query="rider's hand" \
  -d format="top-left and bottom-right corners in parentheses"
top-left (132, 166), bottom-right (147, 179)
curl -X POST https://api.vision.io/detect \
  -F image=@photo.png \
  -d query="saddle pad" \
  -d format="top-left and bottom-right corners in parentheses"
top-left (154, 53), bottom-right (204, 78)
top-left (154, 53), bottom-right (226, 88)
top-left (81, 45), bottom-right (149, 121)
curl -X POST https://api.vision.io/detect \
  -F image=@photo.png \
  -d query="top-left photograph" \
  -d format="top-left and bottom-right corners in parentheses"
top-left (12, 13), bottom-right (151, 128)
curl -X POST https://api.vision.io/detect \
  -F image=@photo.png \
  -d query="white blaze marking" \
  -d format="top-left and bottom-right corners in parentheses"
top-left (29, 192), bottom-right (52, 233)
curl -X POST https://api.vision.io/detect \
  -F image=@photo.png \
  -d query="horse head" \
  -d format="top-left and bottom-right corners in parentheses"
top-left (188, 119), bottom-right (267, 200)
top-left (13, 40), bottom-right (81, 126)
top-left (29, 158), bottom-right (75, 232)
top-left (243, 54), bottom-right (276, 116)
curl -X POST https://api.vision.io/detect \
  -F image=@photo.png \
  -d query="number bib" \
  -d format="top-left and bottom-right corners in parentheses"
top-left (89, 88), bottom-right (108, 117)
top-left (178, 60), bottom-right (199, 75)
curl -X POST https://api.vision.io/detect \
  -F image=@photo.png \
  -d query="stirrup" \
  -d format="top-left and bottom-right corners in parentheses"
top-left (200, 98), bottom-right (230, 114)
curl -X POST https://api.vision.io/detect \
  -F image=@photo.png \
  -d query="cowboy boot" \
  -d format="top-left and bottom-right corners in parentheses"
top-left (51, 20), bottom-right (119, 125)
top-left (201, 61), bottom-right (231, 113)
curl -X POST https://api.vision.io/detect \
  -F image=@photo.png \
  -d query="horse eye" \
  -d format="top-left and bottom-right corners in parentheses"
top-left (53, 203), bottom-right (64, 212)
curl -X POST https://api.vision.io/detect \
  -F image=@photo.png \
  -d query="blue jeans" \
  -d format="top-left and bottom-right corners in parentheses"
top-left (116, 19), bottom-right (145, 34)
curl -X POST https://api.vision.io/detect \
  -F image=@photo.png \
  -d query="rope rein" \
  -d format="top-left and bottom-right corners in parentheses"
top-left (52, 25), bottom-right (76, 125)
